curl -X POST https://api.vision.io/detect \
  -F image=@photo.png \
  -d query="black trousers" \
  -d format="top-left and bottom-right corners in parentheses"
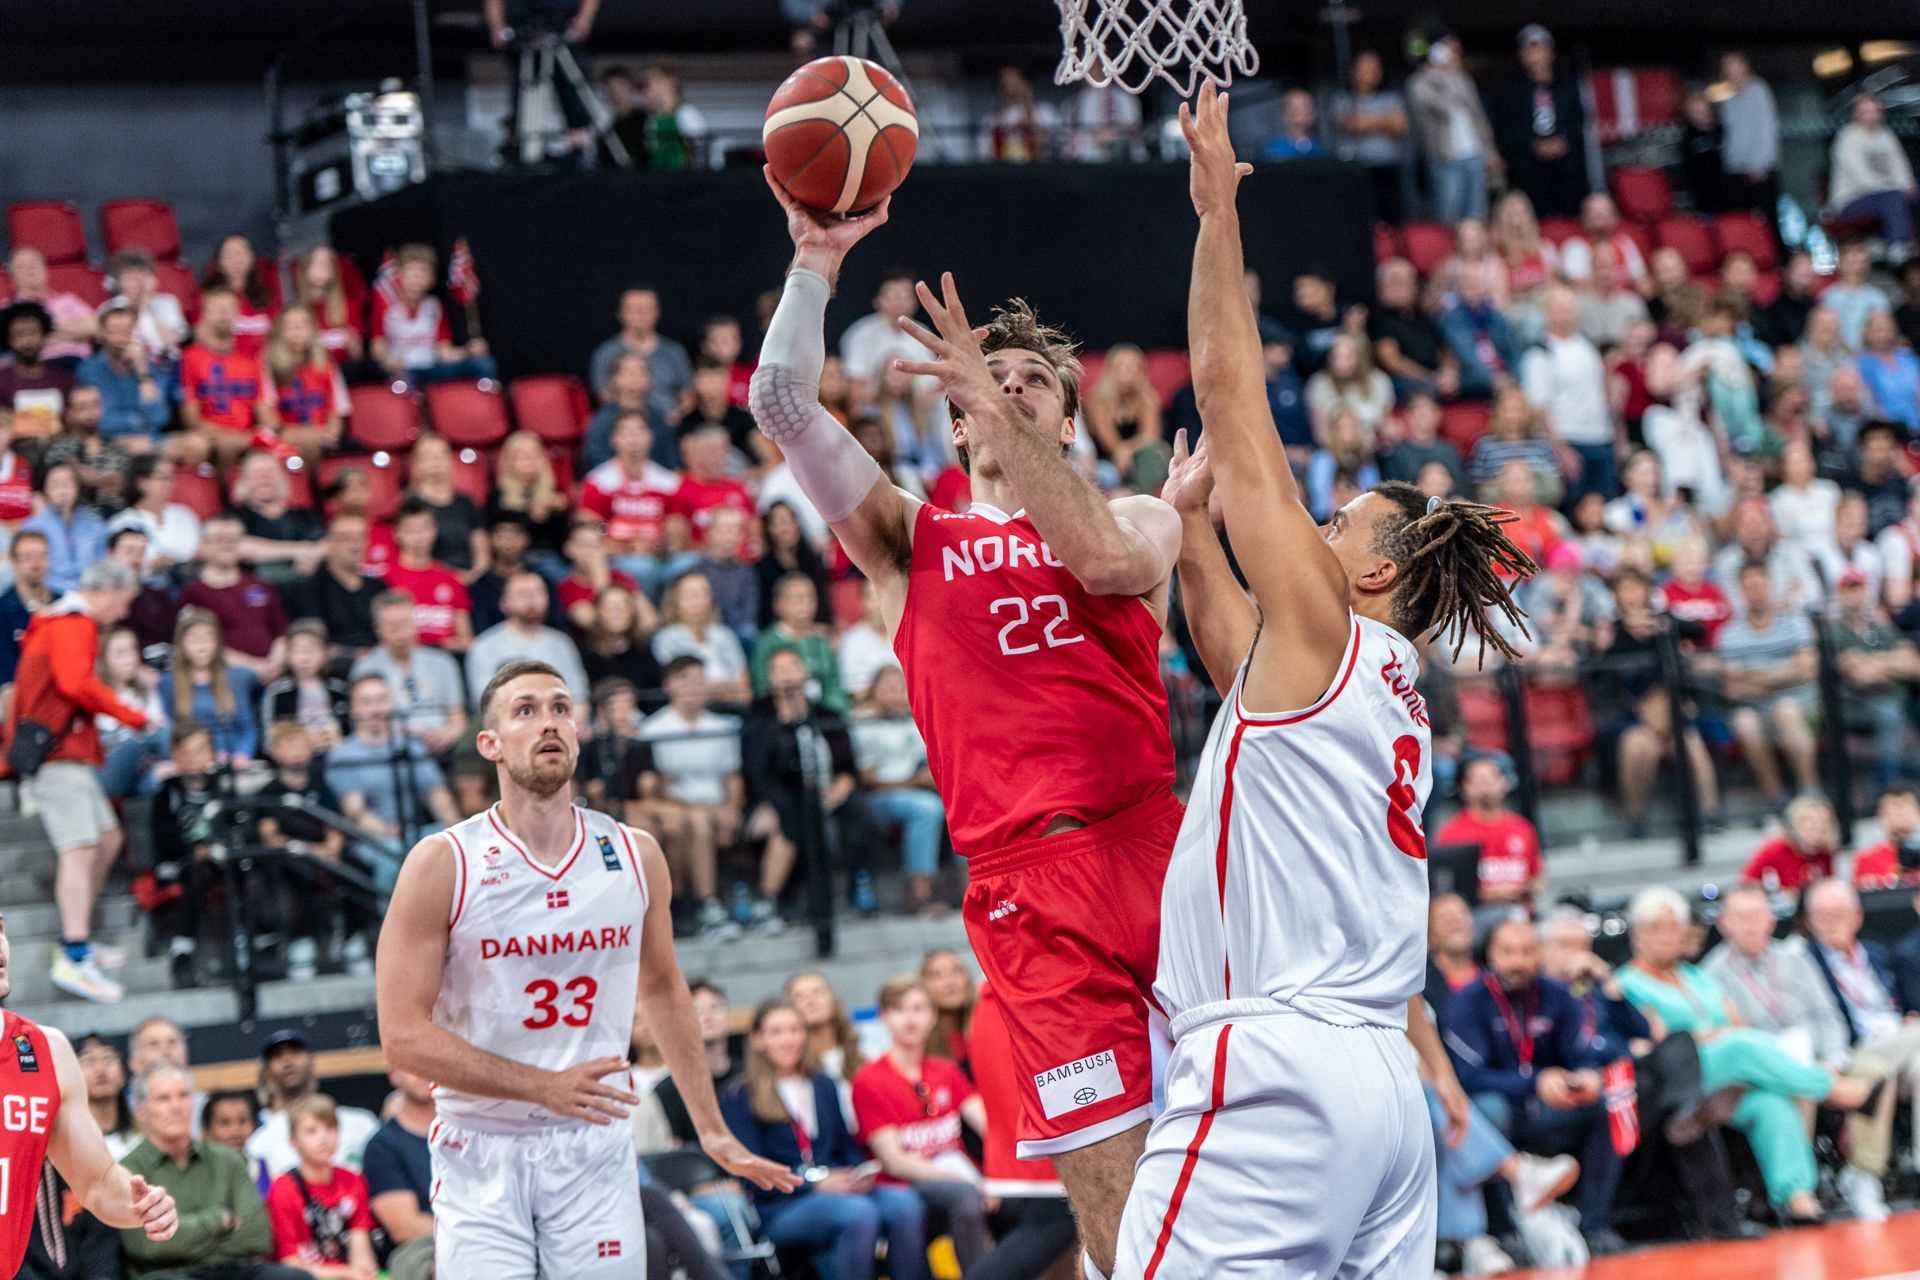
top-left (974, 1197), bottom-right (1077, 1280)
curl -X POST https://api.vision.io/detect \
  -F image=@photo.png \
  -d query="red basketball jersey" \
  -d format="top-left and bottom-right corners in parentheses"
top-left (0, 1013), bottom-right (61, 1273)
top-left (893, 502), bottom-right (1173, 855)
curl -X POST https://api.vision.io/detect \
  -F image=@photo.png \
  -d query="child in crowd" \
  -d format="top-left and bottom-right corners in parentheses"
top-left (260, 619), bottom-right (351, 751)
top-left (266, 1094), bottom-right (379, 1280)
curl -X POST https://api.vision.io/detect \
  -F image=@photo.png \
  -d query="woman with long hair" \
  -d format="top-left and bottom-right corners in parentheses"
top-left (98, 624), bottom-right (168, 798)
top-left (1492, 191), bottom-right (1559, 343)
top-left (1437, 216), bottom-right (1509, 307)
top-left (200, 234), bottom-right (277, 356)
top-left (919, 949), bottom-right (976, 1076)
top-left (871, 360), bottom-right (952, 484)
top-left (160, 607), bottom-right (260, 764)
top-left (754, 502), bottom-right (830, 630)
top-left (293, 245), bottom-right (364, 361)
top-left (262, 305), bottom-right (346, 469)
top-left (651, 572), bottom-right (751, 704)
top-left (850, 416), bottom-right (925, 502)
top-left (784, 970), bottom-right (865, 1126)
top-left (720, 999), bottom-right (929, 1280)
top-left (1083, 345), bottom-right (1167, 489)
top-left (1304, 335), bottom-right (1395, 446)
top-left (581, 582), bottom-right (663, 695)
top-left (488, 430), bottom-right (573, 575)
top-left (404, 433), bottom-right (488, 576)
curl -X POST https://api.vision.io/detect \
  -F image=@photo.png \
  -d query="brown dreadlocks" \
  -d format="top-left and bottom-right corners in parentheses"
top-left (1370, 482), bottom-right (1538, 665)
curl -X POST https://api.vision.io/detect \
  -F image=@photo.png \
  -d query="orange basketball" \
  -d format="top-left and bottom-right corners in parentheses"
top-left (763, 56), bottom-right (918, 216)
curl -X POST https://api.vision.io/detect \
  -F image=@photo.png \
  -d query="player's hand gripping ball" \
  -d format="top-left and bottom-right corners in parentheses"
top-left (764, 55), bottom-right (918, 215)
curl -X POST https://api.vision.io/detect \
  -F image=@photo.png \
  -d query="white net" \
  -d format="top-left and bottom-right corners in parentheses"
top-left (1054, 0), bottom-right (1259, 98)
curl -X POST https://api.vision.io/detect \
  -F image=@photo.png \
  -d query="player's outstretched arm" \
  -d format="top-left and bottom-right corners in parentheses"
top-left (895, 274), bottom-right (1181, 599)
top-left (1163, 429), bottom-right (1257, 695)
top-left (751, 170), bottom-right (920, 587)
top-left (1181, 83), bottom-right (1352, 702)
top-left (627, 827), bottom-right (801, 1192)
top-left (375, 834), bottom-right (637, 1124)
top-left (44, 1027), bottom-right (177, 1240)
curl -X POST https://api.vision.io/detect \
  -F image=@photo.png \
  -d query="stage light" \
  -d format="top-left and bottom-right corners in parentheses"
top-left (1862, 41), bottom-right (1917, 64)
top-left (1812, 48), bottom-right (1854, 78)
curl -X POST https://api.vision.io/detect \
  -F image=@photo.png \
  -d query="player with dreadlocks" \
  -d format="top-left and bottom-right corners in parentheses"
top-left (1110, 84), bottom-right (1537, 1279)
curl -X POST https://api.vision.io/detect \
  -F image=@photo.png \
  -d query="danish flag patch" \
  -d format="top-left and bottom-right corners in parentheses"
top-left (597, 1240), bottom-right (622, 1258)
top-left (546, 890), bottom-right (570, 910)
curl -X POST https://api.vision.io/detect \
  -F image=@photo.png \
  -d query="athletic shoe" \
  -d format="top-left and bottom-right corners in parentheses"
top-left (90, 943), bottom-right (129, 971)
top-left (749, 898), bottom-right (787, 936)
top-left (1838, 1166), bottom-right (1891, 1222)
top-left (1511, 1153), bottom-right (1580, 1214)
top-left (51, 955), bottom-right (123, 1004)
top-left (1459, 1235), bottom-right (1515, 1275)
top-left (851, 869), bottom-right (878, 918)
top-left (698, 898), bottom-right (741, 942)
top-left (343, 933), bottom-right (373, 977)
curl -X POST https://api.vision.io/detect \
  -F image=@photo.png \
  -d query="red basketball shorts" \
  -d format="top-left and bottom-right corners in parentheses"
top-left (961, 790), bottom-right (1183, 1159)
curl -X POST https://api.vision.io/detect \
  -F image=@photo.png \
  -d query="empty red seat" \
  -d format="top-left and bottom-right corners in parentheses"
top-left (1440, 401), bottom-right (1492, 455)
top-left (545, 443), bottom-right (576, 495)
top-left (1655, 216), bottom-right (1717, 275)
top-left (1619, 222), bottom-right (1657, 267)
top-left (450, 448), bottom-right (495, 506)
top-left (1459, 682), bottom-right (1509, 753)
top-left (171, 464), bottom-right (225, 521)
top-left (1401, 221), bottom-right (1452, 277)
top-left (7, 201), bottom-right (88, 265)
top-left (1525, 682), bottom-right (1594, 787)
top-left (348, 386), bottom-right (423, 452)
top-left (152, 259), bottom-right (199, 316)
top-left (1373, 223), bottom-right (1403, 265)
top-left (99, 199), bottom-right (183, 261)
top-left (426, 381), bottom-right (511, 449)
top-left (1749, 271), bottom-right (1781, 306)
top-left (1713, 212), bottom-right (1777, 270)
top-left (46, 263), bottom-right (106, 308)
top-left (1538, 217), bottom-right (1583, 249)
top-left (318, 454), bottom-right (403, 522)
top-left (1142, 350), bottom-right (1191, 407)
top-left (1609, 166), bottom-right (1673, 223)
top-left (0, 264), bottom-right (11, 299)
top-left (508, 375), bottom-right (592, 446)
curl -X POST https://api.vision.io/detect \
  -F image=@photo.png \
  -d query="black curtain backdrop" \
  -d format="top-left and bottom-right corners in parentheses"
top-left (331, 160), bottom-right (1374, 382)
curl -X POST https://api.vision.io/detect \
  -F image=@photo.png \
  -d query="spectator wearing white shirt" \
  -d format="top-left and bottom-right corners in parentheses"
top-left (848, 665), bottom-right (948, 916)
top-left (105, 249), bottom-right (189, 365)
top-left (1819, 492), bottom-right (1885, 606)
top-left (1712, 500), bottom-right (1824, 619)
top-left (838, 268), bottom-right (929, 406)
top-left (651, 571), bottom-right (752, 704)
top-left (464, 570), bottom-right (590, 707)
top-left (838, 581), bottom-right (895, 706)
top-left (1557, 194), bottom-right (1648, 290)
top-left (1768, 440), bottom-right (1842, 560)
top-left (1522, 284), bottom-right (1617, 499)
top-left (637, 655), bottom-right (744, 939)
top-left (1828, 95), bottom-right (1919, 255)
top-left (110, 454), bottom-right (202, 576)
top-left (246, 1031), bottom-right (381, 1178)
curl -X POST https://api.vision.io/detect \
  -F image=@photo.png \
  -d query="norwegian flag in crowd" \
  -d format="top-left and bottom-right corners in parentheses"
top-left (449, 237), bottom-right (480, 305)
top-left (1603, 1058), bottom-right (1639, 1156)
top-left (372, 249), bottom-right (402, 306)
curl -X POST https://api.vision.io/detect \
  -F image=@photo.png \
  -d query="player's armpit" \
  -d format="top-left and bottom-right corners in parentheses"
top-left (826, 480), bottom-right (922, 588)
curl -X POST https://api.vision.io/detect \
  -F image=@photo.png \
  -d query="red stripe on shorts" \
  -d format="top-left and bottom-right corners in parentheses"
top-left (1214, 721), bottom-right (1250, 996)
top-left (1142, 1022), bottom-right (1233, 1280)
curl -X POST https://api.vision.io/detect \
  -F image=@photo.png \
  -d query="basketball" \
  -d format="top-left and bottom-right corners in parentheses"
top-left (763, 55), bottom-right (918, 216)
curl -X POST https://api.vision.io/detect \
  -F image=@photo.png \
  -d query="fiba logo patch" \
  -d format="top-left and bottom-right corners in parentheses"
top-left (13, 1034), bottom-right (37, 1074)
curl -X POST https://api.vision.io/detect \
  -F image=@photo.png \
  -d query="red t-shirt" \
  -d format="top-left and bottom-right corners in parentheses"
top-left (667, 475), bottom-right (756, 546)
top-left (180, 345), bottom-right (264, 431)
top-left (1500, 506), bottom-right (1562, 577)
top-left (0, 452), bottom-right (32, 524)
top-left (1435, 809), bottom-right (1543, 902)
top-left (1743, 837), bottom-right (1833, 892)
top-left (579, 460), bottom-right (679, 552)
top-left (267, 361), bottom-right (346, 426)
top-left (266, 1165), bottom-right (373, 1264)
top-left (1852, 842), bottom-right (1920, 888)
top-left (360, 524), bottom-right (397, 579)
top-left (1660, 579), bottom-right (1733, 648)
top-left (851, 1054), bottom-right (975, 1186)
top-left (383, 561), bottom-right (469, 648)
top-left (180, 575), bottom-right (287, 659)
top-left (557, 569), bottom-right (640, 615)
top-left (232, 300), bottom-right (276, 360)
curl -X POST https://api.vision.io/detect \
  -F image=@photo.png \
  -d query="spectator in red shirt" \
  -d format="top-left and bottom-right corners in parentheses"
top-left (698, 313), bottom-right (753, 408)
top-left (262, 306), bottom-right (347, 471)
top-left (1435, 757), bottom-right (1546, 914)
top-left (0, 410), bottom-right (35, 525)
top-left (670, 424), bottom-right (756, 548)
top-left (1853, 784), bottom-right (1920, 888)
top-left (1659, 536), bottom-right (1732, 648)
top-left (371, 244), bottom-right (493, 385)
top-left (201, 234), bottom-right (278, 359)
top-left (579, 412), bottom-right (694, 596)
top-left (383, 499), bottom-right (472, 653)
top-left (555, 518), bottom-right (643, 634)
top-left (266, 1095), bottom-right (377, 1279)
top-left (179, 514), bottom-right (288, 681)
top-left (318, 466), bottom-right (397, 578)
top-left (1743, 794), bottom-right (1841, 893)
top-left (293, 245), bottom-right (364, 363)
top-left (850, 977), bottom-right (992, 1272)
top-left (180, 285), bottom-right (272, 469)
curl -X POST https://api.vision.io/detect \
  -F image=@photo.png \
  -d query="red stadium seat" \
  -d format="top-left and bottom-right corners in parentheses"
top-left (46, 263), bottom-right (107, 308)
top-left (1401, 222), bottom-right (1452, 277)
top-left (449, 447), bottom-right (494, 506)
top-left (1459, 681), bottom-right (1508, 753)
top-left (152, 259), bottom-right (200, 317)
top-left (282, 457), bottom-right (315, 510)
top-left (1373, 223), bottom-right (1403, 265)
top-left (1619, 221), bottom-right (1656, 267)
top-left (545, 444), bottom-right (576, 495)
top-left (171, 463), bottom-right (225, 521)
top-left (1655, 216), bottom-right (1717, 275)
top-left (1142, 350), bottom-right (1191, 408)
top-left (99, 199), bottom-right (183, 261)
top-left (1525, 682), bottom-right (1594, 787)
top-left (425, 381), bottom-right (510, 449)
top-left (1713, 212), bottom-right (1777, 271)
top-left (1439, 401), bottom-right (1491, 455)
top-left (0, 264), bottom-right (12, 300)
top-left (348, 386), bottom-right (423, 452)
top-left (318, 454), bottom-right (403, 522)
top-left (1538, 218), bottom-right (1583, 249)
top-left (7, 201), bottom-right (88, 266)
top-left (1608, 166), bottom-right (1673, 224)
top-left (1750, 271), bottom-right (1781, 306)
top-left (508, 375), bottom-right (592, 445)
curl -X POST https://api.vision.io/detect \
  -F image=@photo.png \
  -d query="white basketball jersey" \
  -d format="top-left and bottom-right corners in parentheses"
top-left (433, 803), bottom-right (648, 1131)
top-left (1155, 614), bottom-right (1431, 1032)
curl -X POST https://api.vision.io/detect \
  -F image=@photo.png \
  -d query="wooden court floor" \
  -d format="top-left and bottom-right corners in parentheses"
top-left (1507, 1211), bottom-right (1920, 1279)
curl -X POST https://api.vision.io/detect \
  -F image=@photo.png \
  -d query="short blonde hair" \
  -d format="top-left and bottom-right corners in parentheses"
top-left (288, 1093), bottom-right (338, 1132)
top-left (1627, 885), bottom-right (1691, 931)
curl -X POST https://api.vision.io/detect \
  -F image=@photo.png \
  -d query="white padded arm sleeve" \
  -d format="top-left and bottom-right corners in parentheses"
top-left (749, 269), bottom-right (887, 524)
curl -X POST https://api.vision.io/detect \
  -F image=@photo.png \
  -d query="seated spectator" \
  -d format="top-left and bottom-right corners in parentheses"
top-left (1711, 500), bottom-right (1821, 617)
top-left (1709, 564), bottom-right (1822, 807)
top-left (350, 590), bottom-right (469, 755)
top-left (1602, 567), bottom-right (1722, 830)
top-left (1826, 241), bottom-right (1894, 351)
top-left (112, 454), bottom-right (202, 575)
top-left (465, 569), bottom-right (587, 702)
top-left (1558, 192), bottom-right (1648, 288)
top-left (656, 979), bottom-right (740, 1144)
top-left (1304, 409), bottom-right (1381, 521)
top-left (41, 385), bottom-right (131, 510)
top-left (557, 517), bottom-right (644, 633)
top-left (872, 361), bottom-right (952, 487)
top-left (255, 720), bottom-right (350, 981)
top-left (579, 581), bottom-right (663, 697)
top-left (202, 234), bottom-right (278, 358)
top-left (1826, 370), bottom-right (1882, 469)
top-left (1858, 310), bottom-right (1920, 430)
top-left (294, 513), bottom-right (382, 652)
top-left (589, 284), bottom-right (692, 417)
top-left (98, 621), bottom-right (169, 798)
top-left (234, 451), bottom-right (326, 580)
top-left (852, 978), bottom-right (990, 1271)
top-left (1704, 883), bottom-right (1850, 1065)
top-left (162, 608), bottom-right (262, 765)
top-left (5, 246), bottom-right (97, 366)
top-left (76, 303), bottom-right (174, 451)
top-left (1304, 334), bottom-right (1394, 446)
top-left (1082, 344), bottom-right (1167, 487)
top-left (755, 502), bottom-right (832, 630)
top-left (324, 674), bottom-right (459, 871)
top-left (383, 499), bottom-right (472, 653)
top-left (179, 285), bottom-right (271, 469)
top-left (750, 573), bottom-right (846, 711)
top-left (1443, 917), bottom-right (1628, 1254)
top-left (1575, 245), bottom-right (1650, 351)
top-left (262, 306), bottom-right (347, 470)
top-left (784, 971), bottom-right (866, 1134)
top-left (370, 244), bottom-right (493, 385)
top-left (360, 1069), bottom-right (436, 1280)
top-left (21, 462), bottom-right (106, 595)
top-left (1646, 248), bottom-right (1709, 343)
top-left (146, 721), bottom-right (224, 981)
top-left (76, 1033), bottom-right (140, 1160)
top-left (1605, 449), bottom-right (1698, 555)
top-left (1752, 252), bottom-right (1819, 352)
top-left (403, 434), bottom-right (486, 574)
top-left (1829, 568), bottom-right (1920, 788)
top-left (741, 647), bottom-right (855, 931)
top-left (979, 64), bottom-right (1060, 163)
top-left (1769, 440), bottom-right (1841, 557)
top-left (1523, 284), bottom-right (1617, 500)
top-left (293, 246), bottom-right (365, 363)
top-left (1853, 783), bottom-right (1920, 887)
top-left (639, 657), bottom-right (744, 937)
top-left (106, 248), bottom-right (189, 365)
top-left (1435, 216), bottom-right (1508, 309)
top-left (0, 300), bottom-right (75, 438)
top-left (249, 1033), bottom-right (381, 1178)
top-left (671, 425), bottom-right (757, 546)
top-left (1619, 886), bottom-right (1877, 1223)
top-left (200, 1091), bottom-right (267, 1198)
top-left (264, 1096), bottom-right (378, 1279)
top-left (586, 352), bottom-right (670, 475)
top-left (487, 430), bottom-right (572, 575)
top-left (1492, 189), bottom-right (1557, 322)
top-left (1262, 87), bottom-right (1323, 159)
top-left (580, 412), bottom-right (692, 596)
top-left (850, 666), bottom-right (946, 915)
top-left (654, 572), bottom-right (752, 705)
top-left (1469, 392), bottom-right (1562, 505)
top-left (1369, 259), bottom-right (1457, 400)
top-left (0, 529), bottom-right (51, 683)
top-left (675, 357), bottom-right (763, 473)
top-left (1426, 893), bottom-right (1481, 1010)
top-left (698, 506), bottom-right (759, 644)
top-left (261, 620), bottom-right (351, 750)
top-left (1436, 758), bottom-right (1544, 915)
top-left (121, 1065), bottom-right (295, 1280)
top-left (837, 582), bottom-right (895, 707)
top-left (181, 514), bottom-right (289, 680)
top-left (1280, 268), bottom-right (1344, 377)
top-left (722, 999), bottom-right (927, 1280)
top-left (1439, 260), bottom-right (1522, 397)
top-left (1827, 94), bottom-right (1918, 254)
top-left (696, 313), bottom-right (750, 406)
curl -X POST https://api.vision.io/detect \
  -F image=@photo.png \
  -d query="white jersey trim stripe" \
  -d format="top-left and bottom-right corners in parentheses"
top-left (1233, 616), bottom-right (1362, 725)
top-left (486, 804), bottom-right (587, 881)
top-left (445, 829), bottom-right (469, 928)
top-left (617, 823), bottom-right (646, 893)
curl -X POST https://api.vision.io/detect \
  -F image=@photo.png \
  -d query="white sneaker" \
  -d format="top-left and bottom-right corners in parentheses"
top-left (1838, 1166), bottom-right (1890, 1222)
top-left (342, 933), bottom-right (373, 978)
top-left (1511, 1153), bottom-right (1580, 1214)
top-left (89, 943), bottom-right (128, 971)
top-left (50, 955), bottom-right (123, 1004)
top-left (1460, 1235), bottom-right (1516, 1275)
top-left (287, 939), bottom-right (319, 982)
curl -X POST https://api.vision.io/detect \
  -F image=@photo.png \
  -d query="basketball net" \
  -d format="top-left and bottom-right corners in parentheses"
top-left (1054, 0), bottom-right (1259, 98)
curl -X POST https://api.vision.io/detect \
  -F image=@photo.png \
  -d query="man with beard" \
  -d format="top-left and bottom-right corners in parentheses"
top-left (244, 1031), bottom-right (381, 1179)
top-left (375, 660), bottom-right (794, 1277)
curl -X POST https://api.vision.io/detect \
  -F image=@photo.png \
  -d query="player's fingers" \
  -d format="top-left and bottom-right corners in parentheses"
top-left (940, 272), bottom-right (973, 338)
top-left (891, 359), bottom-right (944, 380)
top-left (761, 166), bottom-right (795, 209)
top-left (895, 314), bottom-right (944, 351)
top-left (585, 1079), bottom-right (640, 1105)
top-left (1236, 162), bottom-right (1254, 177)
top-left (1172, 428), bottom-right (1188, 463)
top-left (577, 1056), bottom-right (634, 1079)
top-left (1177, 101), bottom-right (1197, 147)
top-left (912, 278), bottom-right (949, 332)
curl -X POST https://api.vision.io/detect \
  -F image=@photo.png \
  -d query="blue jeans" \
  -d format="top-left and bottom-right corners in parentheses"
top-left (101, 727), bottom-right (169, 799)
top-left (1429, 155), bottom-right (1489, 223)
top-left (1838, 191), bottom-right (1916, 246)
top-left (612, 551), bottom-right (704, 601)
top-left (853, 788), bottom-right (946, 877)
top-left (760, 1186), bottom-right (927, 1280)
top-left (1427, 1087), bottom-right (1513, 1243)
top-left (690, 1190), bottom-right (753, 1280)
top-left (1569, 441), bottom-right (1618, 503)
top-left (1473, 1090), bottom-right (1624, 1235)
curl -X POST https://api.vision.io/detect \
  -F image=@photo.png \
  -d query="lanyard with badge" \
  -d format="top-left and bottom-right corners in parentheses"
top-left (1484, 974), bottom-right (1538, 1077)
